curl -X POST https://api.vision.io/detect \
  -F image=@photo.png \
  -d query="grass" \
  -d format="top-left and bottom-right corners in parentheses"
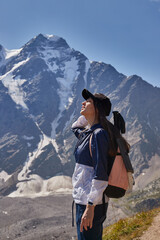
top-left (102, 207), bottom-right (160, 240)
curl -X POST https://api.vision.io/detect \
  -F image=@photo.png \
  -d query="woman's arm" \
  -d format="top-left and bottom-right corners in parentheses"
top-left (71, 115), bottom-right (88, 139)
top-left (87, 129), bottom-right (109, 204)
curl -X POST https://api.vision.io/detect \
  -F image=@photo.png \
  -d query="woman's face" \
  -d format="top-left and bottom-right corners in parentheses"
top-left (80, 98), bottom-right (96, 119)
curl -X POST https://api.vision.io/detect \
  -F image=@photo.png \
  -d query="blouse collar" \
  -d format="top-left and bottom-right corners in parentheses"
top-left (90, 123), bottom-right (102, 131)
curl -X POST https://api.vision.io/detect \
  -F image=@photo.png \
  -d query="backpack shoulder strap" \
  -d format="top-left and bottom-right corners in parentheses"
top-left (89, 133), bottom-right (93, 158)
top-left (116, 138), bottom-right (134, 173)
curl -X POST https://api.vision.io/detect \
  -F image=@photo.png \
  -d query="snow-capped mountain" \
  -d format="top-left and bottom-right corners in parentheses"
top-left (0, 34), bottom-right (160, 197)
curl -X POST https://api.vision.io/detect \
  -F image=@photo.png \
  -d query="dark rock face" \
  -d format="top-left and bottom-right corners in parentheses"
top-left (0, 81), bottom-right (40, 174)
top-left (29, 143), bottom-right (63, 179)
top-left (0, 34), bottom-right (160, 195)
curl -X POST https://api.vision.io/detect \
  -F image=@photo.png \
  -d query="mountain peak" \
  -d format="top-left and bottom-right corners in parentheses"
top-left (33, 33), bottom-right (60, 43)
top-left (39, 34), bottom-right (60, 42)
top-left (23, 33), bottom-right (70, 52)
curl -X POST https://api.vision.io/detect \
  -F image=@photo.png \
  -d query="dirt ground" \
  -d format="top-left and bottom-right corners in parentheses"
top-left (0, 194), bottom-right (77, 240)
top-left (138, 211), bottom-right (160, 240)
top-left (0, 194), bottom-right (121, 240)
top-left (0, 194), bottom-right (129, 240)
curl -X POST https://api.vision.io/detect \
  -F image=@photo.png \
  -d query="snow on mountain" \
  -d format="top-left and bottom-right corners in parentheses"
top-left (5, 48), bottom-right (22, 60)
top-left (0, 58), bottom-right (30, 109)
top-left (0, 171), bottom-right (11, 185)
top-left (0, 45), bottom-right (22, 68)
top-left (43, 34), bottom-right (61, 42)
top-left (56, 57), bottom-right (80, 112)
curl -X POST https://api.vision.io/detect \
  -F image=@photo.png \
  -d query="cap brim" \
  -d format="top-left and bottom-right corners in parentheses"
top-left (82, 89), bottom-right (95, 100)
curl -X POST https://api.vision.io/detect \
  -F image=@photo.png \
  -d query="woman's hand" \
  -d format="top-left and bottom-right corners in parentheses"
top-left (72, 115), bottom-right (88, 128)
top-left (80, 204), bottom-right (95, 232)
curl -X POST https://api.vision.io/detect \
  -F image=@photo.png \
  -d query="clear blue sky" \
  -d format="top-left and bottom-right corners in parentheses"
top-left (0, 0), bottom-right (160, 87)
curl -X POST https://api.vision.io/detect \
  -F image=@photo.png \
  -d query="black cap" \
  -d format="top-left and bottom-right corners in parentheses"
top-left (82, 89), bottom-right (111, 116)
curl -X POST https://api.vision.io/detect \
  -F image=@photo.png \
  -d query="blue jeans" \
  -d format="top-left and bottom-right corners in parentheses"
top-left (76, 203), bottom-right (108, 240)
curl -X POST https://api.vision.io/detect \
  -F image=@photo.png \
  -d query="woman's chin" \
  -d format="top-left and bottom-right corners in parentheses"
top-left (80, 110), bottom-right (85, 116)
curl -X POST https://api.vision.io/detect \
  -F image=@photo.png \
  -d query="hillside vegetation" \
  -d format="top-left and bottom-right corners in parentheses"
top-left (103, 207), bottom-right (160, 240)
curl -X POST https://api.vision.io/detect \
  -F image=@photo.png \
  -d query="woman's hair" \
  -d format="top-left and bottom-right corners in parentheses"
top-left (93, 93), bottom-right (130, 157)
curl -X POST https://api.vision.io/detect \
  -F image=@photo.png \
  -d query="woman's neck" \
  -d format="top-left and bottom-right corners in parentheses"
top-left (86, 117), bottom-right (99, 127)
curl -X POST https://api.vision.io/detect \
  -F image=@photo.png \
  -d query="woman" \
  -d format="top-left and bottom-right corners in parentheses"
top-left (71, 88), bottom-right (119, 240)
